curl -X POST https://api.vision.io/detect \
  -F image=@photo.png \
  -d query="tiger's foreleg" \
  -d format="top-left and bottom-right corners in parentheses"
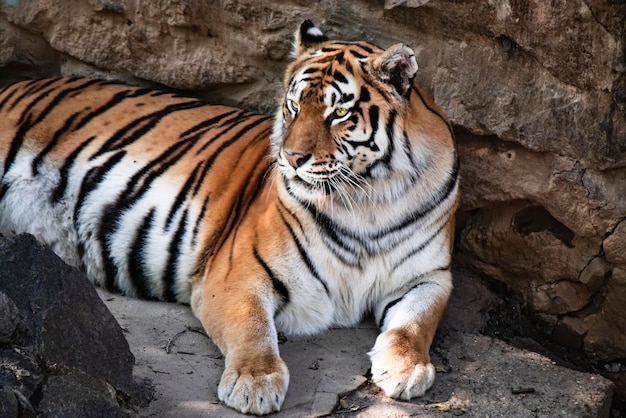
top-left (369, 269), bottom-right (452, 400)
top-left (191, 271), bottom-right (289, 415)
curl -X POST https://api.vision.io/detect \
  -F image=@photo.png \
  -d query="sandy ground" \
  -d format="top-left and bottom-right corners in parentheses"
top-left (96, 269), bottom-right (614, 418)
top-left (97, 288), bottom-right (378, 417)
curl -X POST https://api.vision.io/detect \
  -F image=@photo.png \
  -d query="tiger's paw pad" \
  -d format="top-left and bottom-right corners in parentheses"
top-left (369, 334), bottom-right (435, 400)
top-left (218, 360), bottom-right (289, 415)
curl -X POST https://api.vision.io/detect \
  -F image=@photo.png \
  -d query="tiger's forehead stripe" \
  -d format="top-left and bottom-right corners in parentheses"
top-left (287, 51), bottom-right (364, 108)
top-left (286, 41), bottom-right (398, 107)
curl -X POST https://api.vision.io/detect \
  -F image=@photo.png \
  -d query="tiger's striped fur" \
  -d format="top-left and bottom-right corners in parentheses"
top-left (0, 21), bottom-right (458, 415)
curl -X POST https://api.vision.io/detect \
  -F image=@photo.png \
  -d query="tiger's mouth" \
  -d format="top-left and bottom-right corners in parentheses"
top-left (288, 165), bottom-right (371, 201)
top-left (289, 168), bottom-right (341, 193)
top-left (291, 175), bottom-right (337, 195)
top-left (296, 168), bottom-right (340, 182)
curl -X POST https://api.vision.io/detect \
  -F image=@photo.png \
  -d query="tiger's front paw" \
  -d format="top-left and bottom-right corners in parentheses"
top-left (218, 355), bottom-right (289, 415)
top-left (368, 330), bottom-right (436, 400)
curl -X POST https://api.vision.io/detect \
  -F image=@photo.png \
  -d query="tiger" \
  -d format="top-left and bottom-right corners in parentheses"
top-left (0, 20), bottom-right (458, 415)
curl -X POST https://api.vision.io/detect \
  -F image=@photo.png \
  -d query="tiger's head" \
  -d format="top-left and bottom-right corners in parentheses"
top-left (271, 20), bottom-right (420, 206)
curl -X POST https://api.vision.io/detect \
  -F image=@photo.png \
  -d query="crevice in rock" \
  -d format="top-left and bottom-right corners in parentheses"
top-left (512, 205), bottom-right (575, 248)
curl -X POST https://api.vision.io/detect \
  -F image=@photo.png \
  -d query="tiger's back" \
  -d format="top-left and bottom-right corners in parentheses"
top-left (0, 77), bottom-right (273, 302)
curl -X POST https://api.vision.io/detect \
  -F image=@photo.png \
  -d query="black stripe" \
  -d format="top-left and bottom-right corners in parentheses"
top-left (368, 110), bottom-right (396, 173)
top-left (73, 88), bottom-right (142, 130)
top-left (279, 200), bottom-right (360, 268)
top-left (253, 246), bottom-right (290, 306)
top-left (74, 150), bottom-right (127, 291)
top-left (32, 110), bottom-right (83, 176)
top-left (165, 163), bottom-right (202, 230)
top-left (96, 143), bottom-right (198, 285)
top-left (91, 99), bottom-right (205, 159)
top-left (391, 221), bottom-right (449, 273)
top-left (193, 116), bottom-right (270, 191)
top-left (121, 140), bottom-right (196, 205)
top-left (402, 130), bottom-right (423, 180)
top-left (128, 207), bottom-right (157, 299)
top-left (277, 199), bottom-right (305, 236)
top-left (210, 138), bottom-right (270, 259)
top-left (179, 109), bottom-right (241, 139)
top-left (0, 183), bottom-right (8, 203)
top-left (379, 297), bottom-right (402, 328)
top-left (5, 78), bottom-right (59, 112)
top-left (74, 150), bottom-right (126, 224)
top-left (194, 112), bottom-right (265, 155)
top-left (16, 80), bottom-right (65, 126)
top-left (21, 78), bottom-right (101, 128)
top-left (379, 282), bottom-right (429, 328)
top-left (289, 194), bottom-right (365, 255)
top-left (163, 208), bottom-right (189, 302)
top-left (291, 151), bottom-right (457, 250)
top-left (279, 208), bottom-right (330, 295)
top-left (3, 113), bottom-right (32, 178)
top-left (191, 196), bottom-right (209, 246)
top-left (372, 157), bottom-right (458, 240)
top-left (52, 136), bottom-right (96, 203)
top-left (411, 84), bottom-right (456, 140)
top-left (360, 69), bottom-right (393, 102)
top-left (4, 79), bottom-right (100, 177)
top-left (97, 139), bottom-right (200, 290)
top-left (0, 85), bottom-right (20, 112)
top-left (369, 105), bottom-right (380, 138)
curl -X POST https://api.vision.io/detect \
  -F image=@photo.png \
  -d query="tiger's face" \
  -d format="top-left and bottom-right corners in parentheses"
top-left (272, 31), bottom-right (418, 205)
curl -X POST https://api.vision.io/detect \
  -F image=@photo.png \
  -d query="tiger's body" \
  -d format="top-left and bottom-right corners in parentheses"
top-left (0, 21), bottom-right (458, 415)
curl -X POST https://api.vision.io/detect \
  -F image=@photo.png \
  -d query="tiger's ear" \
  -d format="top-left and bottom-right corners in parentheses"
top-left (371, 44), bottom-right (418, 96)
top-left (293, 19), bottom-right (329, 57)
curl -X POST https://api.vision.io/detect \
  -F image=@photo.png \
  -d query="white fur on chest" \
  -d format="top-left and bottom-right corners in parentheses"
top-left (273, 201), bottom-right (450, 336)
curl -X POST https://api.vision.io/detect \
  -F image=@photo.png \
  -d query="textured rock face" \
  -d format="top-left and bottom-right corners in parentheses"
top-left (0, 234), bottom-right (142, 417)
top-left (1, 0), bottom-right (625, 385)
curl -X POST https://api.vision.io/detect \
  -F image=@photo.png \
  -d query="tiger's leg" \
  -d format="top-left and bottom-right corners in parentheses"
top-left (369, 269), bottom-right (452, 400)
top-left (191, 275), bottom-right (289, 415)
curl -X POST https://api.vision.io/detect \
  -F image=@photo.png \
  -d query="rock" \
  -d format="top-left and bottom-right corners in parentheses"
top-left (0, 292), bottom-right (19, 343)
top-left (0, 347), bottom-right (44, 400)
top-left (0, 16), bottom-right (60, 84)
top-left (0, 234), bottom-right (144, 417)
top-left (583, 267), bottom-right (626, 362)
top-left (603, 220), bottom-right (626, 264)
top-left (0, 234), bottom-right (136, 393)
top-left (37, 373), bottom-right (124, 418)
top-left (0, 389), bottom-right (19, 418)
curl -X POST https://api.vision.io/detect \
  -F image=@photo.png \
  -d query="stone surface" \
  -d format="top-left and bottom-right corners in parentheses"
top-left (0, 292), bottom-right (19, 344)
top-left (338, 334), bottom-right (614, 418)
top-left (96, 267), bottom-right (615, 417)
top-left (0, 234), bottom-right (144, 417)
top-left (98, 288), bottom-right (375, 417)
top-left (1, 0), bottom-right (625, 404)
top-left (36, 373), bottom-right (124, 418)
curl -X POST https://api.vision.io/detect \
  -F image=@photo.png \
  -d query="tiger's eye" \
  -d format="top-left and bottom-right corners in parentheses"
top-left (335, 107), bottom-right (348, 118)
top-left (287, 100), bottom-right (300, 113)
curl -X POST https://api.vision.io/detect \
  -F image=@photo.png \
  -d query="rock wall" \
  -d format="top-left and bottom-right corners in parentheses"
top-left (1, 0), bottom-right (625, 380)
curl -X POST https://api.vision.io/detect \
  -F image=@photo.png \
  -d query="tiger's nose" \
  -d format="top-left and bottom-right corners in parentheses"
top-left (283, 150), bottom-right (312, 168)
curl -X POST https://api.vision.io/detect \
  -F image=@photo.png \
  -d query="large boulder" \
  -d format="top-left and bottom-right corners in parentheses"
top-left (0, 234), bottom-right (144, 417)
